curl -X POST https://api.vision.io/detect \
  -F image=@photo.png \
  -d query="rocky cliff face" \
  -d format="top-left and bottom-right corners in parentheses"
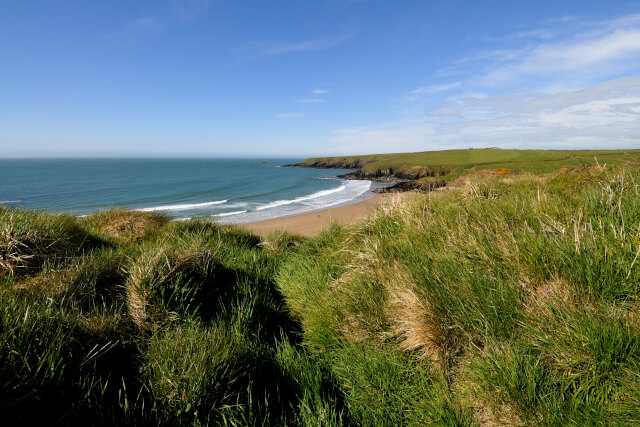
top-left (373, 180), bottom-right (446, 193)
top-left (283, 160), bottom-right (368, 169)
top-left (337, 165), bottom-right (450, 182)
top-left (285, 160), bottom-right (450, 192)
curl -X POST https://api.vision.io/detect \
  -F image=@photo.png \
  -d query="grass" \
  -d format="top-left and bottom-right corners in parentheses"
top-left (0, 207), bottom-right (105, 274)
top-left (3, 159), bottom-right (640, 424)
top-left (277, 165), bottom-right (640, 425)
top-left (0, 211), bottom-right (344, 424)
top-left (297, 147), bottom-right (640, 184)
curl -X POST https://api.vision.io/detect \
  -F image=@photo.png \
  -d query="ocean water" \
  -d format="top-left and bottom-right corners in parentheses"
top-left (0, 159), bottom-right (385, 223)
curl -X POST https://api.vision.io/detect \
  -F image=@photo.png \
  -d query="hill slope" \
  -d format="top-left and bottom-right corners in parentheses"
top-left (2, 164), bottom-right (640, 424)
top-left (289, 148), bottom-right (640, 187)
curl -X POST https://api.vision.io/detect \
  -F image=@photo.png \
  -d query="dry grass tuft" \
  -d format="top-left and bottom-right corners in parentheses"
top-left (259, 230), bottom-right (304, 256)
top-left (12, 252), bottom-right (127, 307)
top-left (523, 275), bottom-right (573, 320)
top-left (13, 271), bottom-right (69, 297)
top-left (0, 208), bottom-right (95, 275)
top-left (453, 353), bottom-right (525, 427)
top-left (472, 402), bottom-right (524, 426)
top-left (126, 246), bottom-right (218, 329)
top-left (0, 230), bottom-right (60, 274)
top-left (384, 263), bottom-right (442, 361)
top-left (83, 209), bottom-right (169, 241)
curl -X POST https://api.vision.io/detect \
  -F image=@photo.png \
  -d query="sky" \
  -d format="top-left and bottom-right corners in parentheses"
top-left (2, 0), bottom-right (640, 157)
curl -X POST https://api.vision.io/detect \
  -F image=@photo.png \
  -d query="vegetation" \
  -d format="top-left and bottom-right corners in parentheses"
top-left (294, 148), bottom-right (640, 186)
top-left (2, 159), bottom-right (640, 424)
top-left (0, 209), bottom-right (341, 424)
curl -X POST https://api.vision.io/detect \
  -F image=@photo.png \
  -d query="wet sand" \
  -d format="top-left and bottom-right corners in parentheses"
top-left (242, 193), bottom-right (404, 236)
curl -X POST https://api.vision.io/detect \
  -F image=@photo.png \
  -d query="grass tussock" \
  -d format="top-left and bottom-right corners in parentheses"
top-left (0, 212), bottom-right (345, 425)
top-left (277, 166), bottom-right (640, 424)
top-left (0, 207), bottom-right (103, 275)
top-left (3, 165), bottom-right (640, 424)
top-left (82, 209), bottom-right (169, 242)
top-left (126, 244), bottom-right (222, 328)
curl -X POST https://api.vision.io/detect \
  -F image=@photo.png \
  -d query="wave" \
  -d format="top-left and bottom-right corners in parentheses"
top-left (137, 200), bottom-right (227, 212)
top-left (255, 185), bottom-right (346, 211)
top-left (321, 182), bottom-right (372, 208)
top-left (223, 201), bottom-right (249, 209)
top-left (0, 200), bottom-right (21, 204)
top-left (214, 210), bottom-right (248, 217)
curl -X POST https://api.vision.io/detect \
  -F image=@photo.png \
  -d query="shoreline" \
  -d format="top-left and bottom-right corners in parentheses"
top-left (242, 192), bottom-right (406, 236)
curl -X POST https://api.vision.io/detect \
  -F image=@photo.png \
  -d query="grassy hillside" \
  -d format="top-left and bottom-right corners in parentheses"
top-left (295, 148), bottom-right (640, 185)
top-left (0, 208), bottom-right (340, 424)
top-left (277, 166), bottom-right (640, 425)
top-left (2, 164), bottom-right (640, 424)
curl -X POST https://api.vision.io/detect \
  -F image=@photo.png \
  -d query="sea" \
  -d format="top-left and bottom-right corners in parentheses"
top-left (0, 159), bottom-right (386, 223)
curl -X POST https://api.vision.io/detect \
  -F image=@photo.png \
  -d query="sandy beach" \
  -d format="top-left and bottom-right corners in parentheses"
top-left (242, 192), bottom-right (406, 236)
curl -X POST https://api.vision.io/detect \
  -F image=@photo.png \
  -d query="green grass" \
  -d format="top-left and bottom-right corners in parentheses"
top-left (0, 212), bottom-right (343, 424)
top-left (3, 162), bottom-right (640, 424)
top-left (298, 148), bottom-right (640, 183)
top-left (277, 165), bottom-right (640, 425)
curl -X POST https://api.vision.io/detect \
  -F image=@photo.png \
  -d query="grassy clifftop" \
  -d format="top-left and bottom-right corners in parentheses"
top-left (277, 165), bottom-right (640, 424)
top-left (2, 164), bottom-right (640, 424)
top-left (293, 148), bottom-right (640, 186)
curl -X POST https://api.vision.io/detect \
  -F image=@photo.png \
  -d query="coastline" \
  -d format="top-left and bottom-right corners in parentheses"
top-left (242, 192), bottom-right (406, 236)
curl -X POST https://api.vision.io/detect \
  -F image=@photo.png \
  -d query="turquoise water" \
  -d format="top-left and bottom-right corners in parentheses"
top-left (0, 159), bottom-right (383, 223)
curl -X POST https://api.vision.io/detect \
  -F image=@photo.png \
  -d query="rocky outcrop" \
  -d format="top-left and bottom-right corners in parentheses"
top-left (285, 159), bottom-right (451, 192)
top-left (374, 180), bottom-right (446, 193)
top-left (283, 160), bottom-right (368, 169)
top-left (337, 165), bottom-right (451, 182)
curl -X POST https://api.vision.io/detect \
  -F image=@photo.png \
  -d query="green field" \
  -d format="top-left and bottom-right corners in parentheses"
top-left (2, 162), bottom-right (640, 424)
top-left (298, 148), bottom-right (640, 183)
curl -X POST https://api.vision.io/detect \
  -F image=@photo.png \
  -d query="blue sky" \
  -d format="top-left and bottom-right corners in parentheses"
top-left (2, 0), bottom-right (640, 157)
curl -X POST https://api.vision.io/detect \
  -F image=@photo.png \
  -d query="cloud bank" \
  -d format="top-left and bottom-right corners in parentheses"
top-left (331, 76), bottom-right (640, 154)
top-left (331, 13), bottom-right (640, 154)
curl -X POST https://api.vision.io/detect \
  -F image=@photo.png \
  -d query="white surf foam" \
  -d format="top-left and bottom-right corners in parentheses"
top-left (255, 185), bottom-right (346, 211)
top-left (319, 181), bottom-right (372, 209)
top-left (217, 180), bottom-right (374, 224)
top-left (214, 210), bottom-right (247, 217)
top-left (137, 200), bottom-right (227, 212)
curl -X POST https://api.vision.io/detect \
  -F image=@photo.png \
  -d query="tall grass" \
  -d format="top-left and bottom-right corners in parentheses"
top-left (3, 166), bottom-right (640, 424)
top-left (277, 167), bottom-right (640, 424)
top-left (1, 212), bottom-right (344, 424)
top-left (0, 207), bottom-right (104, 275)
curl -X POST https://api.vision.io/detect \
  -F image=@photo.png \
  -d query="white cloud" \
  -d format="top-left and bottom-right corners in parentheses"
top-left (407, 82), bottom-right (461, 100)
top-left (230, 33), bottom-right (355, 65)
top-left (334, 127), bottom-right (368, 134)
top-left (312, 89), bottom-right (329, 95)
top-left (426, 105), bottom-right (463, 117)
top-left (329, 76), bottom-right (640, 154)
top-left (166, 0), bottom-right (212, 22)
top-left (326, 13), bottom-right (640, 155)
top-left (471, 18), bottom-right (640, 87)
top-left (276, 113), bottom-right (304, 119)
top-left (99, 0), bottom-right (211, 41)
top-left (406, 82), bottom-right (462, 102)
top-left (330, 121), bottom-right (436, 154)
top-left (295, 98), bottom-right (325, 104)
top-left (135, 16), bottom-right (165, 30)
top-left (518, 30), bottom-right (640, 72)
